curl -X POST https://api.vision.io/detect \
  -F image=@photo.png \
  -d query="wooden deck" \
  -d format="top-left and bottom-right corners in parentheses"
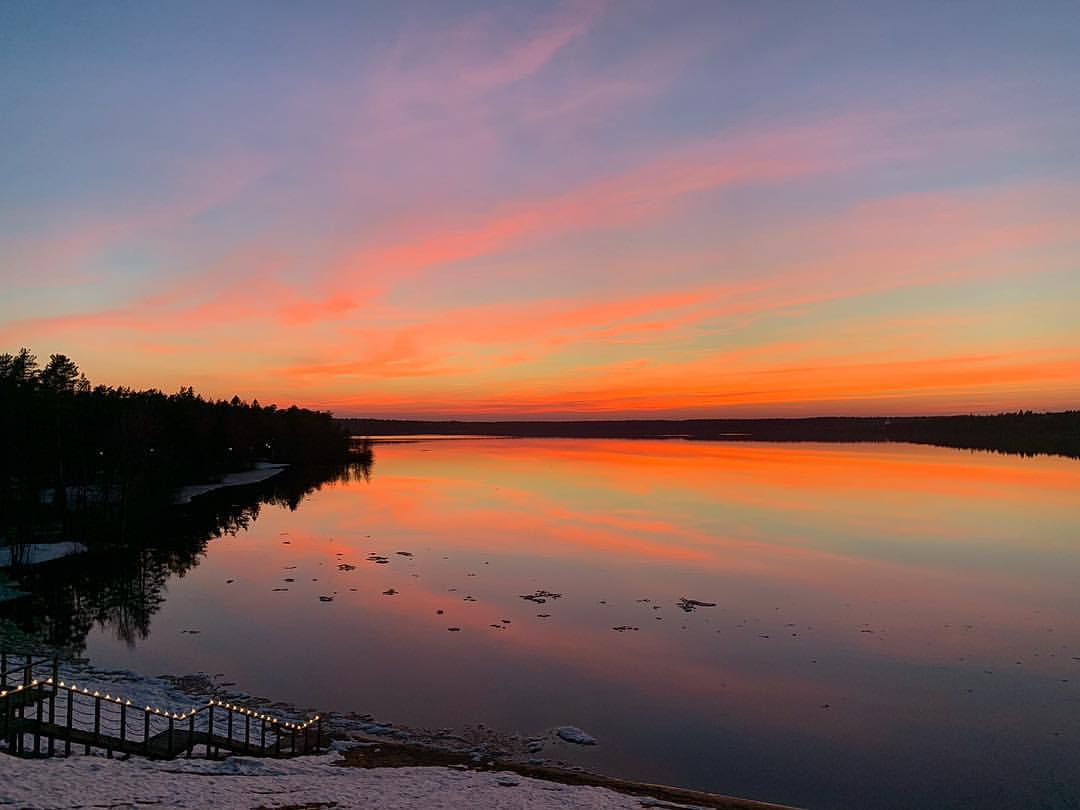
top-left (1, 653), bottom-right (324, 760)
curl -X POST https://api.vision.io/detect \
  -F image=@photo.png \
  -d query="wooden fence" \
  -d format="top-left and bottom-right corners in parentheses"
top-left (1, 653), bottom-right (324, 759)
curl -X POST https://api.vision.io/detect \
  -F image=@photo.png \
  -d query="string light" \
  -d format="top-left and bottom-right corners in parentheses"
top-left (3, 669), bottom-right (322, 744)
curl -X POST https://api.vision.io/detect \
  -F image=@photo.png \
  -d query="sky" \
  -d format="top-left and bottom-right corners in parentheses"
top-left (2, 1), bottom-right (1078, 418)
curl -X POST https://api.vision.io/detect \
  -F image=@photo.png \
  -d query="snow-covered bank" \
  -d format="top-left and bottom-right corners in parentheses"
top-left (0, 749), bottom-right (650, 810)
top-left (0, 542), bottom-right (87, 568)
top-left (172, 463), bottom-right (289, 505)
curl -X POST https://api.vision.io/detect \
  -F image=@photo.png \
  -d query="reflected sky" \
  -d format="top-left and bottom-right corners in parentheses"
top-left (85, 439), bottom-right (1080, 809)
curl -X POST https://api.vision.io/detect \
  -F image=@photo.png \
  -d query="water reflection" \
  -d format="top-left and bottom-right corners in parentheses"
top-left (0, 462), bottom-right (371, 651)
top-left (9, 439), bottom-right (1080, 809)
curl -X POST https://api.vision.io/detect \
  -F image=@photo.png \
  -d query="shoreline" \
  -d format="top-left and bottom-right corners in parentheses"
top-left (0, 657), bottom-right (799, 810)
top-left (172, 462), bottom-right (289, 505)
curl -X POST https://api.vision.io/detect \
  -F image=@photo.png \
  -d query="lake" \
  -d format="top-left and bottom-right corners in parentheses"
top-left (78, 438), bottom-right (1080, 809)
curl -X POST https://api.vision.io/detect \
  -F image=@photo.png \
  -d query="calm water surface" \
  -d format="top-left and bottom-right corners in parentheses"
top-left (84, 439), bottom-right (1080, 809)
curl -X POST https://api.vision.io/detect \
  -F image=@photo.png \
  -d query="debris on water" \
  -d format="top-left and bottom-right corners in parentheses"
top-left (536, 613), bottom-right (550, 618)
top-left (489, 624), bottom-right (504, 630)
top-left (383, 588), bottom-right (397, 596)
top-left (396, 551), bottom-right (413, 557)
top-left (521, 590), bottom-right (562, 604)
top-left (636, 598), bottom-right (651, 603)
top-left (225, 579), bottom-right (234, 584)
top-left (501, 619), bottom-right (511, 624)
top-left (556, 726), bottom-right (597, 745)
top-left (284, 578), bottom-right (295, 582)
top-left (272, 588), bottom-right (288, 592)
top-left (338, 564), bottom-right (356, 572)
top-left (758, 634), bottom-right (770, 639)
top-left (463, 595), bottom-right (477, 602)
top-left (612, 626), bottom-right (639, 632)
top-left (284, 566), bottom-right (296, 570)
top-left (677, 597), bottom-right (717, 613)
top-left (819, 704), bottom-right (831, 710)
top-left (180, 629), bottom-right (200, 634)
top-left (367, 554), bottom-right (390, 564)
top-left (319, 595), bottom-right (334, 602)
top-left (437, 609), bottom-right (444, 615)
top-left (447, 627), bottom-right (461, 632)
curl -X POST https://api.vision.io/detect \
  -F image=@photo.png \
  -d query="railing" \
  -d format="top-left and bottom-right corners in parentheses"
top-left (0, 653), bottom-right (324, 759)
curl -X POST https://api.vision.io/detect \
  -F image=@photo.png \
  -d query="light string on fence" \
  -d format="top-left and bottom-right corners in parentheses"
top-left (2, 677), bottom-right (319, 732)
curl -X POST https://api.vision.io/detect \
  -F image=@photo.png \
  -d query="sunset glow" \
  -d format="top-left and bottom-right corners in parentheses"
top-left (3, 2), bottom-right (1078, 416)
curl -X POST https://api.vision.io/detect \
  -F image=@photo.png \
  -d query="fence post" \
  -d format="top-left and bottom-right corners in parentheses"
top-left (208, 704), bottom-right (215, 758)
top-left (93, 694), bottom-right (101, 753)
top-left (316, 717), bottom-right (322, 753)
top-left (120, 702), bottom-right (127, 751)
top-left (65, 689), bottom-right (73, 756)
top-left (33, 688), bottom-right (41, 755)
top-left (244, 712), bottom-right (250, 752)
top-left (143, 709), bottom-right (151, 756)
top-left (226, 707), bottom-right (233, 750)
top-left (187, 712), bottom-right (195, 758)
top-left (48, 682), bottom-right (56, 756)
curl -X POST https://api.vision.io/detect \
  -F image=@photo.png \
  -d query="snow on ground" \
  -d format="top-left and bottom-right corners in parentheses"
top-left (172, 463), bottom-right (289, 505)
top-left (0, 542), bottom-right (87, 568)
top-left (0, 748), bottom-right (653, 809)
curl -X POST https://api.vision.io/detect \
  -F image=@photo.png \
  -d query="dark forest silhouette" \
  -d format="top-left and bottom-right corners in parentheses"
top-left (0, 348), bottom-right (366, 527)
top-left (342, 412), bottom-right (1080, 460)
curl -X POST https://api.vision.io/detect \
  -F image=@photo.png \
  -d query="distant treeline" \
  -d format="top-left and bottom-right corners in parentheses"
top-left (341, 412), bottom-right (1080, 460)
top-left (1, 348), bottom-right (359, 512)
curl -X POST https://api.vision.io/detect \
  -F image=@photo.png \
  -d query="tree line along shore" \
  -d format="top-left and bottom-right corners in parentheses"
top-left (341, 411), bottom-right (1080, 460)
top-left (0, 348), bottom-right (367, 519)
